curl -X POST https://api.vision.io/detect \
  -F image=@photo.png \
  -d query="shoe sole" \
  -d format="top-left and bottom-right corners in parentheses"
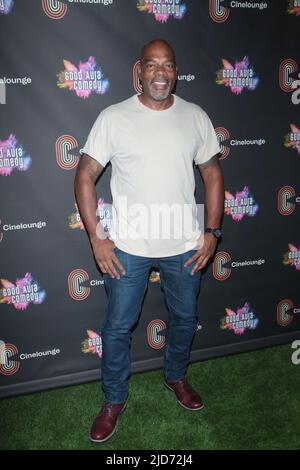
top-left (164, 382), bottom-right (204, 411)
top-left (90, 402), bottom-right (127, 443)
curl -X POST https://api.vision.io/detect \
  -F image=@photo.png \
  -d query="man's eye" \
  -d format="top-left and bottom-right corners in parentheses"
top-left (166, 63), bottom-right (175, 69)
top-left (146, 63), bottom-right (155, 69)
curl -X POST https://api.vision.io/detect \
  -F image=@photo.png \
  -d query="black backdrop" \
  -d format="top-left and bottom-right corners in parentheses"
top-left (1, 0), bottom-right (299, 398)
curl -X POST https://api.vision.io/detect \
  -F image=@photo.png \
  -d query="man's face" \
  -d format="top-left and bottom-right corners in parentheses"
top-left (139, 42), bottom-right (177, 102)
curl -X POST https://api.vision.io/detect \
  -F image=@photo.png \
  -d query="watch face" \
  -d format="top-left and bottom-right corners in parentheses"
top-left (213, 229), bottom-right (222, 238)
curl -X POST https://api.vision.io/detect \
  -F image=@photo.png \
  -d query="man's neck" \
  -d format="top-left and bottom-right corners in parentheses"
top-left (138, 93), bottom-right (174, 111)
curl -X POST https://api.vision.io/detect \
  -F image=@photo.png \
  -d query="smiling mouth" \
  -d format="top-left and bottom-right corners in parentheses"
top-left (151, 81), bottom-right (169, 87)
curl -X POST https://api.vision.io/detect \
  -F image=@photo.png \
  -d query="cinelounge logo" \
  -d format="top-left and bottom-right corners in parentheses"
top-left (177, 73), bottom-right (196, 82)
top-left (56, 135), bottom-right (79, 170)
top-left (213, 251), bottom-right (231, 280)
top-left (0, 77), bottom-right (31, 85)
top-left (279, 59), bottom-right (299, 91)
top-left (41, 0), bottom-right (68, 19)
top-left (216, 126), bottom-right (265, 160)
top-left (68, 269), bottom-right (104, 300)
top-left (0, 340), bottom-right (19, 375)
top-left (0, 218), bottom-right (47, 242)
top-left (213, 251), bottom-right (265, 281)
top-left (278, 186), bottom-right (300, 215)
top-left (279, 59), bottom-right (300, 105)
top-left (277, 299), bottom-right (300, 326)
top-left (147, 320), bottom-right (166, 349)
top-left (216, 127), bottom-right (230, 159)
top-left (133, 61), bottom-right (142, 94)
top-left (0, 340), bottom-right (60, 376)
top-left (42, 0), bottom-right (113, 19)
top-left (209, 0), bottom-right (229, 22)
top-left (68, 0), bottom-right (113, 3)
top-left (209, 0), bottom-right (268, 23)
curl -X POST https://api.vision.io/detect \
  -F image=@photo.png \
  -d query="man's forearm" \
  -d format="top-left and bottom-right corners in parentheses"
top-left (203, 170), bottom-right (224, 228)
top-left (74, 175), bottom-right (106, 243)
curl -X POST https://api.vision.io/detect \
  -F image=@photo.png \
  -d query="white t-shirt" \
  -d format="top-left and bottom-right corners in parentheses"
top-left (80, 94), bottom-right (220, 257)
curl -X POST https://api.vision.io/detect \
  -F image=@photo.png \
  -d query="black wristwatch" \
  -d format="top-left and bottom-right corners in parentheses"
top-left (205, 227), bottom-right (222, 240)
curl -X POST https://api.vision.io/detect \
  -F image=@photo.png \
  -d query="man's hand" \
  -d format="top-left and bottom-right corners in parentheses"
top-left (91, 237), bottom-right (126, 279)
top-left (184, 233), bottom-right (218, 275)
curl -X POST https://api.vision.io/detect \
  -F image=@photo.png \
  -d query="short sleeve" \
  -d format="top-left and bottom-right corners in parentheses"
top-left (193, 112), bottom-right (221, 165)
top-left (79, 110), bottom-right (112, 167)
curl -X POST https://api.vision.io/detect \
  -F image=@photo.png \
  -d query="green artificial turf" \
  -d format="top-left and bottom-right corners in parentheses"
top-left (1, 343), bottom-right (299, 450)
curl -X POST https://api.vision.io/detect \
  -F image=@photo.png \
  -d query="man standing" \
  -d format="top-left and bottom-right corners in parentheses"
top-left (74, 39), bottom-right (224, 443)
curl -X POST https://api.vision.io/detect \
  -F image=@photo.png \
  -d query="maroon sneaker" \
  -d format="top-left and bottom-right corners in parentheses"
top-left (90, 401), bottom-right (127, 443)
top-left (165, 377), bottom-right (204, 411)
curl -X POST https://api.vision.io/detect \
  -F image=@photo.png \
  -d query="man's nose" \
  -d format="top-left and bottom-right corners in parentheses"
top-left (154, 66), bottom-right (167, 77)
top-left (155, 64), bottom-right (166, 73)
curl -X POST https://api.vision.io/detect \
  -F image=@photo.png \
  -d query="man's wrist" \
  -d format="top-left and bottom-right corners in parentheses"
top-left (205, 227), bottom-right (222, 240)
top-left (90, 234), bottom-right (107, 245)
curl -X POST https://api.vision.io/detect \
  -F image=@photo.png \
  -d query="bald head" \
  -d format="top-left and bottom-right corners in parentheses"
top-left (140, 39), bottom-right (176, 65)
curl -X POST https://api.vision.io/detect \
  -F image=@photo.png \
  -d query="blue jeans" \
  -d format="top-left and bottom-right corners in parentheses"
top-left (101, 247), bottom-right (202, 403)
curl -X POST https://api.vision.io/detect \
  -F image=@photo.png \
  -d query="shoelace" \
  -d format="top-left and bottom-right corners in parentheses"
top-left (175, 379), bottom-right (195, 395)
top-left (102, 403), bottom-right (115, 414)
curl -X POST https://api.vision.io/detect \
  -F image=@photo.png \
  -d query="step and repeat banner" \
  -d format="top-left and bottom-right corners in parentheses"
top-left (1, 0), bottom-right (299, 398)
